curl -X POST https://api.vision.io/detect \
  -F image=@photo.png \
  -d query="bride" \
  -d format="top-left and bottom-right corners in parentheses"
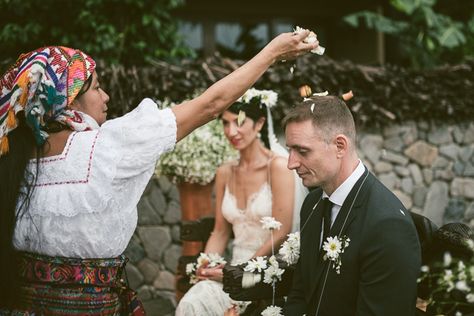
top-left (175, 88), bottom-right (307, 315)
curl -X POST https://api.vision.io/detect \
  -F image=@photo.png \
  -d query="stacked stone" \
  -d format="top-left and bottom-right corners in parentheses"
top-left (358, 122), bottom-right (474, 228)
top-left (123, 176), bottom-right (182, 316)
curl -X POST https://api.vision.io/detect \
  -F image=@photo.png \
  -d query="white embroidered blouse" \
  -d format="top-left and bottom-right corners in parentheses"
top-left (13, 98), bottom-right (177, 258)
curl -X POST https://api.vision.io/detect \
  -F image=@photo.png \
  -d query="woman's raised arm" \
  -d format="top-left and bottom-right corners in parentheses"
top-left (172, 30), bottom-right (317, 141)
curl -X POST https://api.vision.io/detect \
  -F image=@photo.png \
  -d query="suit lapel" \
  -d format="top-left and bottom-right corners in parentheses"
top-left (308, 168), bottom-right (374, 302)
top-left (306, 198), bottom-right (328, 298)
top-left (329, 167), bottom-right (371, 238)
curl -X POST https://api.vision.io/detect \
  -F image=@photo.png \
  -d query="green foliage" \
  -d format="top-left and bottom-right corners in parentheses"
top-left (155, 96), bottom-right (238, 185)
top-left (0, 0), bottom-right (194, 69)
top-left (343, 0), bottom-right (474, 68)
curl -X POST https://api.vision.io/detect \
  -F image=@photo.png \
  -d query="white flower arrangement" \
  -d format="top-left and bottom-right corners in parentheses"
top-left (186, 252), bottom-right (227, 284)
top-left (418, 249), bottom-right (474, 315)
top-left (155, 97), bottom-right (238, 185)
top-left (322, 235), bottom-right (350, 274)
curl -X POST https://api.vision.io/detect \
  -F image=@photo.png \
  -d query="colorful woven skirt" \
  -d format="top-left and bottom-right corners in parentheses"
top-left (9, 252), bottom-right (145, 315)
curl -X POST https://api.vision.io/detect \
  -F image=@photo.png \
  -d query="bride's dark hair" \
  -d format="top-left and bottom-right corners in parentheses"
top-left (226, 100), bottom-right (270, 149)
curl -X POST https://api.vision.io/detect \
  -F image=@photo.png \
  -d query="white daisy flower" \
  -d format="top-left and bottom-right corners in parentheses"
top-left (244, 256), bottom-right (268, 273)
top-left (261, 305), bottom-right (283, 316)
top-left (263, 264), bottom-right (285, 284)
top-left (279, 232), bottom-right (300, 265)
top-left (260, 217), bottom-right (282, 230)
top-left (323, 236), bottom-right (342, 260)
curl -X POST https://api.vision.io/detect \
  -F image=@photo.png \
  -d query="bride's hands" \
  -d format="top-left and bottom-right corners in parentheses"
top-left (224, 304), bottom-right (240, 316)
top-left (196, 263), bottom-right (225, 282)
top-left (264, 30), bottom-right (319, 62)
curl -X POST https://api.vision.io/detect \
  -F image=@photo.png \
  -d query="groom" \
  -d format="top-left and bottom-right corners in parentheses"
top-left (283, 96), bottom-right (421, 316)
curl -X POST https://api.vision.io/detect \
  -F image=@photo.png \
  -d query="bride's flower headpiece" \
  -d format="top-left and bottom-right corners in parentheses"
top-left (235, 88), bottom-right (278, 126)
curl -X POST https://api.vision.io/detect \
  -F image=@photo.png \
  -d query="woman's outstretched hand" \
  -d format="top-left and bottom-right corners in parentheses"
top-left (264, 29), bottom-right (319, 62)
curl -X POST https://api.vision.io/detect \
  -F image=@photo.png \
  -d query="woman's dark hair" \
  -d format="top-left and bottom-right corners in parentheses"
top-left (0, 115), bottom-right (40, 308)
top-left (75, 75), bottom-right (93, 99)
top-left (227, 98), bottom-right (270, 149)
top-left (0, 72), bottom-right (92, 309)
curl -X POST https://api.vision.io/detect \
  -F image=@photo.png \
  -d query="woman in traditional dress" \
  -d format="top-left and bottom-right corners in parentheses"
top-left (0, 31), bottom-right (317, 315)
top-left (175, 88), bottom-right (307, 316)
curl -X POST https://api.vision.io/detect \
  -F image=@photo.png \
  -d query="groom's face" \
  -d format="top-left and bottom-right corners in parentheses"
top-left (285, 119), bottom-right (339, 190)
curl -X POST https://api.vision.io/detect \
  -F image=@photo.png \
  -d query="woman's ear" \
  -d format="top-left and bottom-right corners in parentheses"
top-left (255, 117), bottom-right (266, 132)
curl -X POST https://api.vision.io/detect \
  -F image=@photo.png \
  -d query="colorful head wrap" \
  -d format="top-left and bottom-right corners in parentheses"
top-left (0, 46), bottom-right (96, 156)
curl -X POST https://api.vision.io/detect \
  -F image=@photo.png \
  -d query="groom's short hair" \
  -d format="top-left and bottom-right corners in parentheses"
top-left (283, 95), bottom-right (356, 145)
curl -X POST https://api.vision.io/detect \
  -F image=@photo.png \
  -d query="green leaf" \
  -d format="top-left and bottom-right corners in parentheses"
top-left (437, 25), bottom-right (466, 48)
top-left (343, 11), bottom-right (408, 34)
top-left (390, 0), bottom-right (418, 15)
top-left (421, 6), bottom-right (438, 28)
top-left (343, 13), bottom-right (361, 27)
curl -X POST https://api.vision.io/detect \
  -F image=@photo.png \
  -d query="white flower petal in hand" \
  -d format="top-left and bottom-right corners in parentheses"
top-left (260, 216), bottom-right (282, 230)
top-left (294, 26), bottom-right (325, 55)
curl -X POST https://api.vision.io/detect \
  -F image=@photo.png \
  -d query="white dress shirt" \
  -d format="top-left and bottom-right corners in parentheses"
top-left (319, 160), bottom-right (365, 246)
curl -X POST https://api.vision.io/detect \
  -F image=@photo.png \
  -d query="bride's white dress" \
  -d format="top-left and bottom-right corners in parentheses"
top-left (175, 182), bottom-right (273, 316)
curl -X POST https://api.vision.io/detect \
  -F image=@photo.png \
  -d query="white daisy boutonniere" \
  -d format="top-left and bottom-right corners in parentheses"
top-left (322, 235), bottom-right (350, 274)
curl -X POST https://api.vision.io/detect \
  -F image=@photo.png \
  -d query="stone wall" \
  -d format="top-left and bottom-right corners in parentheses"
top-left (124, 121), bottom-right (474, 315)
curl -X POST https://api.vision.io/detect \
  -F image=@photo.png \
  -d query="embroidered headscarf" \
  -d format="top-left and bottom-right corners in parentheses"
top-left (0, 46), bottom-right (96, 156)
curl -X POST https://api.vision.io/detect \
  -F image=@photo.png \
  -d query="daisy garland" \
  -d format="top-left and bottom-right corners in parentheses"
top-left (259, 217), bottom-right (284, 315)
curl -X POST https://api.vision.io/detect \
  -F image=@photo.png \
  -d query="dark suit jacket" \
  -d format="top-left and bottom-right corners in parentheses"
top-left (284, 169), bottom-right (421, 316)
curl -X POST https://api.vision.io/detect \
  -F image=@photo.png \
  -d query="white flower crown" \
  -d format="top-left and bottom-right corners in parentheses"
top-left (237, 88), bottom-right (278, 109)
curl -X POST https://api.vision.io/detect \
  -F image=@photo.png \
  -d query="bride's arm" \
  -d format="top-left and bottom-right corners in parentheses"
top-left (172, 31), bottom-right (316, 142)
top-left (253, 157), bottom-right (295, 257)
top-left (203, 164), bottom-right (232, 255)
top-left (195, 165), bottom-right (232, 282)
